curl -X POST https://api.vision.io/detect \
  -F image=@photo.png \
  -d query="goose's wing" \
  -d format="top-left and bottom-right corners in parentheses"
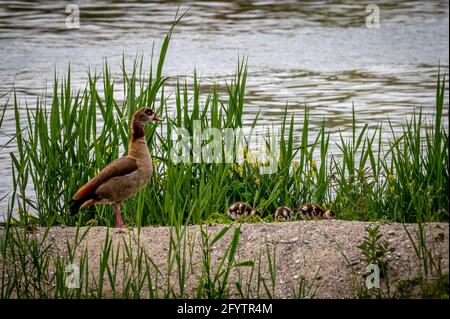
top-left (72, 156), bottom-right (138, 201)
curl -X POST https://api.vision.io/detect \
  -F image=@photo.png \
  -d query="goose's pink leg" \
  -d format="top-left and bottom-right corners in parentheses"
top-left (114, 202), bottom-right (125, 228)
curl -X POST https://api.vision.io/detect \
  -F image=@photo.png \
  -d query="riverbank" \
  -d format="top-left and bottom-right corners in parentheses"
top-left (2, 220), bottom-right (448, 298)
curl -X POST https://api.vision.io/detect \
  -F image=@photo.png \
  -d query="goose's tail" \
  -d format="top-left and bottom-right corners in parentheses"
top-left (70, 199), bottom-right (84, 215)
top-left (70, 181), bottom-right (99, 215)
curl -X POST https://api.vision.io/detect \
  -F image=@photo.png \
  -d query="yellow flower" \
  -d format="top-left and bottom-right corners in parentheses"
top-left (251, 161), bottom-right (259, 169)
top-left (236, 165), bottom-right (244, 177)
top-left (389, 186), bottom-right (395, 194)
top-left (293, 161), bottom-right (300, 169)
top-left (252, 174), bottom-right (261, 185)
top-left (239, 147), bottom-right (249, 163)
top-left (246, 151), bottom-right (255, 164)
top-left (153, 159), bottom-right (161, 166)
top-left (230, 163), bottom-right (245, 177)
top-left (388, 174), bottom-right (395, 182)
top-left (311, 160), bottom-right (317, 169)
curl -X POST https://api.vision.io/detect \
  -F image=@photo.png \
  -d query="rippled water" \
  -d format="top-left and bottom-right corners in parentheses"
top-left (0, 0), bottom-right (449, 213)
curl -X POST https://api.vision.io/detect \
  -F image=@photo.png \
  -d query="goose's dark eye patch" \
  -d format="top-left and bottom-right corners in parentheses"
top-left (145, 109), bottom-right (153, 115)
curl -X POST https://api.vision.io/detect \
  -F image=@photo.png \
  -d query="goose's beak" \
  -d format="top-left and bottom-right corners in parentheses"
top-left (152, 114), bottom-right (163, 122)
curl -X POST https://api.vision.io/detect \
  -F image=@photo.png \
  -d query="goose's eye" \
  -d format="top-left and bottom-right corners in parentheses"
top-left (145, 109), bottom-right (153, 116)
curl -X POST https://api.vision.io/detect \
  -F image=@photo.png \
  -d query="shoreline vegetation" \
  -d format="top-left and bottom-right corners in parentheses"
top-left (0, 15), bottom-right (449, 299)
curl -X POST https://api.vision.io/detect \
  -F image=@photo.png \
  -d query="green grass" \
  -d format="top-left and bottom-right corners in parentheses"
top-left (1, 14), bottom-right (448, 228)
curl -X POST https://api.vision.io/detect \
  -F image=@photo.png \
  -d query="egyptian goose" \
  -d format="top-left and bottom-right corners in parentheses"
top-left (298, 203), bottom-right (336, 220)
top-left (274, 205), bottom-right (294, 221)
top-left (70, 107), bottom-right (162, 228)
top-left (226, 202), bottom-right (260, 220)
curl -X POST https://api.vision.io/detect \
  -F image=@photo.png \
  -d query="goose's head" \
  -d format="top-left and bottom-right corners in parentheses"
top-left (323, 209), bottom-right (336, 219)
top-left (133, 107), bottom-right (163, 126)
top-left (250, 207), bottom-right (260, 217)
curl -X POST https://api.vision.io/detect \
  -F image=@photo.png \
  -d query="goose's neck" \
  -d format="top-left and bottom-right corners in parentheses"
top-left (128, 120), bottom-right (151, 160)
top-left (131, 120), bottom-right (144, 142)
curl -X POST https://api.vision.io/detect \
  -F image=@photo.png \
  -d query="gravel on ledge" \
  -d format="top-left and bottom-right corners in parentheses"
top-left (1, 220), bottom-right (448, 298)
